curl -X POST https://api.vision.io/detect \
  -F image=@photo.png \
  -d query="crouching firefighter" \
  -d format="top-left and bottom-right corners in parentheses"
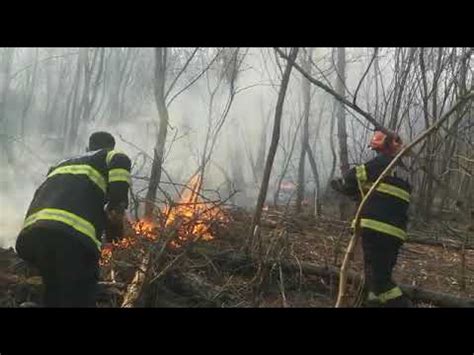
top-left (331, 130), bottom-right (413, 307)
top-left (15, 132), bottom-right (131, 307)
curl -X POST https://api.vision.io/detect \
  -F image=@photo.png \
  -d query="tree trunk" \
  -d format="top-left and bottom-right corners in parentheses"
top-left (296, 49), bottom-right (312, 213)
top-left (20, 48), bottom-right (39, 138)
top-left (328, 99), bottom-right (337, 184)
top-left (0, 48), bottom-right (15, 165)
top-left (389, 48), bottom-right (416, 130)
top-left (336, 48), bottom-right (349, 175)
top-left (80, 47), bottom-right (92, 123)
top-left (335, 48), bottom-right (349, 220)
top-left (255, 110), bottom-right (270, 183)
top-left (45, 58), bottom-right (67, 134)
top-left (64, 51), bottom-right (84, 154)
top-left (248, 47), bottom-right (298, 249)
top-left (273, 114), bottom-right (304, 207)
top-left (306, 144), bottom-right (322, 217)
top-left (230, 144), bottom-right (247, 206)
top-left (145, 48), bottom-right (170, 219)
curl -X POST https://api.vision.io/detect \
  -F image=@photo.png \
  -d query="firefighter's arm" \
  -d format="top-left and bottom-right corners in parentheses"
top-left (330, 167), bottom-right (359, 197)
top-left (105, 151), bottom-right (132, 242)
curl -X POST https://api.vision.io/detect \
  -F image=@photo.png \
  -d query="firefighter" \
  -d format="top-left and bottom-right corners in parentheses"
top-left (15, 131), bottom-right (131, 307)
top-left (331, 130), bottom-right (413, 307)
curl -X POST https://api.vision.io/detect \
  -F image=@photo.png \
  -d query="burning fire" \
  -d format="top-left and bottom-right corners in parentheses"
top-left (165, 174), bottom-right (229, 247)
top-left (100, 174), bottom-right (229, 265)
top-left (100, 219), bottom-right (157, 266)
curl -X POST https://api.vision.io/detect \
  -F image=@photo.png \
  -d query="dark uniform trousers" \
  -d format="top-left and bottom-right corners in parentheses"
top-left (362, 229), bottom-right (411, 307)
top-left (16, 227), bottom-right (99, 307)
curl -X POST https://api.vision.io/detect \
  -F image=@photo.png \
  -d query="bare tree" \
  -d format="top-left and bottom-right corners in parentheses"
top-left (145, 48), bottom-right (216, 218)
top-left (63, 49), bottom-right (84, 154)
top-left (335, 47), bottom-right (349, 175)
top-left (255, 105), bottom-right (271, 183)
top-left (248, 47), bottom-right (299, 250)
top-left (273, 112), bottom-right (304, 206)
top-left (0, 48), bottom-right (15, 165)
top-left (20, 48), bottom-right (39, 137)
top-left (145, 48), bottom-right (170, 218)
top-left (335, 48), bottom-right (350, 219)
top-left (295, 48), bottom-right (313, 213)
top-left (195, 48), bottom-right (244, 187)
top-left (306, 103), bottom-right (325, 217)
top-left (106, 48), bottom-right (137, 123)
top-left (306, 143), bottom-right (322, 216)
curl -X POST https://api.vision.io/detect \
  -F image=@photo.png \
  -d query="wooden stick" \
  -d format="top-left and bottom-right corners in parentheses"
top-left (335, 91), bottom-right (473, 307)
top-left (121, 251), bottom-right (150, 308)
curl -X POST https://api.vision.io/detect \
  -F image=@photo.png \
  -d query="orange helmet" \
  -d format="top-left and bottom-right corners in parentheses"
top-left (369, 130), bottom-right (402, 156)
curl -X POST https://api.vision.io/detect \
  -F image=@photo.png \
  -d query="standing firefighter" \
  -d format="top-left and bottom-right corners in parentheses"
top-left (15, 132), bottom-right (131, 307)
top-left (331, 130), bottom-right (413, 307)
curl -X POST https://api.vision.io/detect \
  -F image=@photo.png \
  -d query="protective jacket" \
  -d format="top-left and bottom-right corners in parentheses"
top-left (339, 154), bottom-right (411, 242)
top-left (19, 149), bottom-right (131, 255)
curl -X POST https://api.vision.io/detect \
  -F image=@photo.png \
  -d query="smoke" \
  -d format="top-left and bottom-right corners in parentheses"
top-left (0, 138), bottom-right (48, 248)
top-left (0, 47), bottom-right (385, 248)
top-left (0, 189), bottom-right (31, 249)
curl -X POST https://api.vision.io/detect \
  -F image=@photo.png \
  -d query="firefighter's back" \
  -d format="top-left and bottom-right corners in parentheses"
top-left (19, 149), bottom-right (112, 255)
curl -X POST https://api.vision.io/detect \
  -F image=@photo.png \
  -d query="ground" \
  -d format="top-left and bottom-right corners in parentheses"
top-left (1, 207), bottom-right (472, 307)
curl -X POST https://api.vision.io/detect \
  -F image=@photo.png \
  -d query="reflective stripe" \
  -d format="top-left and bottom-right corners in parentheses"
top-left (356, 165), bottom-right (368, 197)
top-left (358, 218), bottom-right (407, 241)
top-left (106, 150), bottom-right (124, 166)
top-left (368, 292), bottom-right (379, 302)
top-left (109, 168), bottom-right (131, 184)
top-left (376, 183), bottom-right (410, 203)
top-left (360, 182), bottom-right (410, 203)
top-left (48, 165), bottom-right (106, 193)
top-left (23, 208), bottom-right (100, 249)
top-left (355, 163), bottom-right (409, 203)
top-left (378, 287), bottom-right (403, 304)
top-left (356, 165), bottom-right (367, 183)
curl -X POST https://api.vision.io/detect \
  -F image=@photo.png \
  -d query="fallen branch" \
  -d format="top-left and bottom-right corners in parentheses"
top-left (163, 271), bottom-right (237, 307)
top-left (193, 247), bottom-right (474, 308)
top-left (121, 251), bottom-right (150, 308)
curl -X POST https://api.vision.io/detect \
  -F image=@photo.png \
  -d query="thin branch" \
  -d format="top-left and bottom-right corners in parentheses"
top-left (275, 47), bottom-right (389, 135)
top-left (353, 48), bottom-right (378, 106)
top-left (166, 49), bottom-right (222, 108)
top-left (164, 47), bottom-right (200, 100)
top-left (10, 50), bottom-right (80, 80)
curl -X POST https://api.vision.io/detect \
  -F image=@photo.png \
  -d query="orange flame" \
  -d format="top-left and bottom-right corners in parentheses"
top-left (164, 173), bottom-right (229, 247)
top-left (99, 219), bottom-right (157, 265)
top-left (100, 174), bottom-right (229, 265)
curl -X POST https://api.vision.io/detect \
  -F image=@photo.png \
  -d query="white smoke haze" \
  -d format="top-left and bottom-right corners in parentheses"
top-left (1, 47), bottom-right (472, 247)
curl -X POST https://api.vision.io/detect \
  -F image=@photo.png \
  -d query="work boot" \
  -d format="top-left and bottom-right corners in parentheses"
top-left (362, 300), bottom-right (382, 308)
top-left (362, 291), bottom-right (382, 308)
top-left (383, 296), bottom-right (414, 308)
top-left (19, 301), bottom-right (40, 308)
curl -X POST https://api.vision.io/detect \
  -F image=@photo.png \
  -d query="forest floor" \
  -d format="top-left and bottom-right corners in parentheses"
top-left (1, 207), bottom-right (473, 307)
top-left (261, 211), bottom-right (474, 306)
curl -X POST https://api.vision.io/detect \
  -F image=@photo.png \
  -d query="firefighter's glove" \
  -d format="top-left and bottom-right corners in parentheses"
top-left (330, 178), bottom-right (345, 193)
top-left (105, 209), bottom-right (125, 243)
